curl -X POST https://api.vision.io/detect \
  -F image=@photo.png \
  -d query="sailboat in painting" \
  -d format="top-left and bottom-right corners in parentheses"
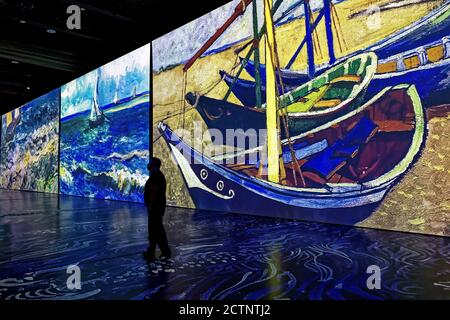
top-left (224, 0), bottom-right (339, 103)
top-left (89, 70), bottom-right (106, 128)
top-left (158, 0), bottom-right (426, 223)
top-left (113, 89), bottom-right (119, 105)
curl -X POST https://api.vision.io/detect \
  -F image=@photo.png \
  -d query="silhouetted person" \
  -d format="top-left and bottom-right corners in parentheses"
top-left (143, 157), bottom-right (171, 263)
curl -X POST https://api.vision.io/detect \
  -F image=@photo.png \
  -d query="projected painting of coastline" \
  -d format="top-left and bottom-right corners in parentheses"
top-left (153, 0), bottom-right (450, 236)
top-left (0, 89), bottom-right (59, 193)
top-left (60, 44), bottom-right (150, 202)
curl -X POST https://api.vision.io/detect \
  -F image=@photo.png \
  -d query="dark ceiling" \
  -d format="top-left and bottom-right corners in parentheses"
top-left (0, 0), bottom-right (229, 114)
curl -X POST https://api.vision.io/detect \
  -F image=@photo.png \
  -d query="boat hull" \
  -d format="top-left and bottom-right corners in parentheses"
top-left (89, 115), bottom-right (105, 128)
top-left (235, 48), bottom-right (450, 108)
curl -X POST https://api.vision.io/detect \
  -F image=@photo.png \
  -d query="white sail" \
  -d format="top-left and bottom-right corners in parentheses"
top-left (90, 70), bottom-right (104, 122)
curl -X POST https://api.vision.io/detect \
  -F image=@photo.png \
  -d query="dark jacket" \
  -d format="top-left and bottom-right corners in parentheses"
top-left (144, 170), bottom-right (167, 212)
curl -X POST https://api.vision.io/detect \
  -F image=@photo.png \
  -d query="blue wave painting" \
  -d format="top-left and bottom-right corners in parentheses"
top-left (60, 44), bottom-right (150, 202)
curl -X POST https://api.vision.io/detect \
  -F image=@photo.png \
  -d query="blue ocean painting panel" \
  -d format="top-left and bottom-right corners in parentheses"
top-left (59, 44), bottom-right (150, 202)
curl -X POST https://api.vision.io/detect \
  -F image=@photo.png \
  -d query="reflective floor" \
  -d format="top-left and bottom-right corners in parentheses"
top-left (0, 190), bottom-right (449, 300)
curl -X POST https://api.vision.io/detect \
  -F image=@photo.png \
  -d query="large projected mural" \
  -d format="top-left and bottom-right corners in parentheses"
top-left (152, 0), bottom-right (450, 236)
top-left (60, 44), bottom-right (150, 202)
top-left (0, 89), bottom-right (60, 193)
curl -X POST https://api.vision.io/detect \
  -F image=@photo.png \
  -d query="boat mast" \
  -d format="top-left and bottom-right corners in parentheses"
top-left (323, 0), bottom-right (336, 64)
top-left (264, 0), bottom-right (284, 183)
top-left (223, 0), bottom-right (284, 102)
top-left (304, 0), bottom-right (315, 79)
top-left (285, 0), bottom-right (336, 69)
top-left (253, 1), bottom-right (262, 108)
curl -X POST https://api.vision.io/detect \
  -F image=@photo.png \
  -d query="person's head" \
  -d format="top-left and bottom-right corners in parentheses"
top-left (148, 157), bottom-right (162, 173)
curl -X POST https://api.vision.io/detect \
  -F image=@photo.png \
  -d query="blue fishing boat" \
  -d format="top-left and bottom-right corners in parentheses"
top-left (230, 0), bottom-right (450, 107)
top-left (158, 84), bottom-right (425, 224)
top-left (367, 37), bottom-right (450, 107)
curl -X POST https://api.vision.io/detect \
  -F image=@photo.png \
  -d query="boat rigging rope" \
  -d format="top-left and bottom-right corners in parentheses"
top-left (158, 54), bottom-right (238, 127)
top-left (266, 11), bottom-right (306, 187)
top-left (156, 66), bottom-right (230, 109)
top-left (330, 3), bottom-right (348, 55)
top-left (309, 4), bottom-right (323, 61)
top-left (223, 50), bottom-right (251, 101)
top-left (201, 53), bottom-right (239, 97)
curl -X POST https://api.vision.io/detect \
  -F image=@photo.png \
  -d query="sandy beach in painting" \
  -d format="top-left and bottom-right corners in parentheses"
top-left (152, 0), bottom-right (449, 236)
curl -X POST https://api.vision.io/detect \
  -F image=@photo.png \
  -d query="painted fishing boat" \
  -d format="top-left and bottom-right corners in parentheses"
top-left (367, 37), bottom-right (450, 107)
top-left (233, 0), bottom-right (450, 106)
top-left (158, 84), bottom-right (425, 223)
top-left (187, 52), bottom-right (377, 143)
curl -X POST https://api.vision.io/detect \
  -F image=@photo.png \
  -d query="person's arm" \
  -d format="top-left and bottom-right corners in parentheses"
top-left (144, 180), bottom-right (150, 207)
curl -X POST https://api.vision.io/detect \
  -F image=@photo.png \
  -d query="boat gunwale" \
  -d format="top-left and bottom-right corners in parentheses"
top-left (280, 52), bottom-right (378, 118)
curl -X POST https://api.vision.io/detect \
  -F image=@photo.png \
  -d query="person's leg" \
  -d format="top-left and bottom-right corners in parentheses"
top-left (144, 209), bottom-right (157, 261)
top-left (158, 222), bottom-right (171, 258)
top-left (157, 207), bottom-right (171, 258)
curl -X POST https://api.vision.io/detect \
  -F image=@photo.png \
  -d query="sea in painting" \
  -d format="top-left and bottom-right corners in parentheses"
top-left (0, 89), bottom-right (59, 193)
top-left (152, 0), bottom-right (450, 236)
top-left (60, 44), bottom-right (150, 202)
